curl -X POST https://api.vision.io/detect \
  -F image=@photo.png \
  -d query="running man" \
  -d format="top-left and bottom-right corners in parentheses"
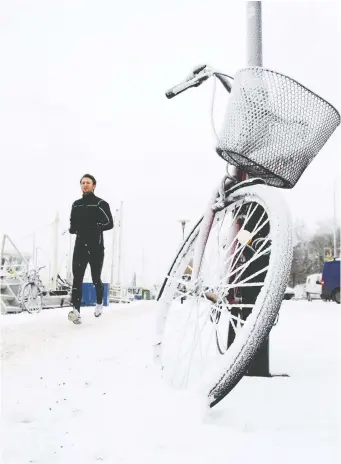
top-left (68, 174), bottom-right (113, 324)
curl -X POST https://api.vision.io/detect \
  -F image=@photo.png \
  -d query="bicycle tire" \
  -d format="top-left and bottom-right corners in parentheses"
top-left (22, 282), bottom-right (43, 314)
top-left (155, 184), bottom-right (292, 408)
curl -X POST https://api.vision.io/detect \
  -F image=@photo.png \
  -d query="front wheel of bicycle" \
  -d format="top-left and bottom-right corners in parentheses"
top-left (155, 184), bottom-right (292, 408)
top-left (22, 282), bottom-right (43, 314)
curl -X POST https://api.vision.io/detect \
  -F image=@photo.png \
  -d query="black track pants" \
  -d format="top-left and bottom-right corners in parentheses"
top-left (71, 240), bottom-right (104, 311)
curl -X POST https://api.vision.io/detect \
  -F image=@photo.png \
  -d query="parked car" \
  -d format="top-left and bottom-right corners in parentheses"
top-left (321, 259), bottom-right (340, 304)
top-left (283, 286), bottom-right (295, 300)
top-left (305, 273), bottom-right (322, 301)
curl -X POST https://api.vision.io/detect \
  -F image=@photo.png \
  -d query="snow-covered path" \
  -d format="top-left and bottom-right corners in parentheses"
top-left (1, 300), bottom-right (340, 463)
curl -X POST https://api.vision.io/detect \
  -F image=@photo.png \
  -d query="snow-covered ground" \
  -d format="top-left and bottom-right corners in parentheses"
top-left (1, 300), bottom-right (340, 464)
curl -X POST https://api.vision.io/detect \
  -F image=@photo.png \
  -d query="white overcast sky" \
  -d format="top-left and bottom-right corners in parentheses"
top-left (0, 0), bottom-right (340, 286)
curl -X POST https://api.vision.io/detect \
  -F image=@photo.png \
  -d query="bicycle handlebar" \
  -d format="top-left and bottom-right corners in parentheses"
top-left (165, 64), bottom-right (233, 99)
top-left (165, 65), bottom-right (213, 99)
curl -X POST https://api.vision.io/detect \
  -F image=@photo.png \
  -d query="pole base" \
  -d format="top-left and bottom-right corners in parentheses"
top-left (246, 338), bottom-right (270, 377)
top-left (246, 372), bottom-right (290, 378)
top-left (245, 338), bottom-right (290, 377)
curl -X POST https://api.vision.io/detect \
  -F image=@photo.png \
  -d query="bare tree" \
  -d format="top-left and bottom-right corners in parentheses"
top-left (289, 220), bottom-right (340, 287)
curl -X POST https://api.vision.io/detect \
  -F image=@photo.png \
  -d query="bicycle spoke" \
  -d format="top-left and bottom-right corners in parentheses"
top-left (222, 215), bottom-right (270, 277)
top-left (225, 242), bottom-right (271, 283)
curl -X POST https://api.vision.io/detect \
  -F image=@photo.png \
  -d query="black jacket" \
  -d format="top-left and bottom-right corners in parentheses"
top-left (69, 192), bottom-right (113, 246)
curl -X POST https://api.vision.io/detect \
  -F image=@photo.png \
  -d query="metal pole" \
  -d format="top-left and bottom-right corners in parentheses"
top-left (36, 247), bottom-right (52, 284)
top-left (141, 245), bottom-right (145, 288)
top-left (0, 233), bottom-right (5, 269)
top-left (110, 216), bottom-right (116, 286)
top-left (34, 247), bottom-right (38, 269)
top-left (32, 233), bottom-right (36, 269)
top-left (178, 219), bottom-right (190, 242)
top-left (245, 1), bottom-right (270, 378)
top-left (51, 213), bottom-right (59, 291)
top-left (116, 202), bottom-right (123, 287)
top-left (67, 233), bottom-right (73, 283)
top-left (247, 1), bottom-right (263, 67)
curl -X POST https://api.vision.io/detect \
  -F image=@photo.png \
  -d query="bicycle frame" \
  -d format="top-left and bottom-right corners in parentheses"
top-left (154, 164), bottom-right (253, 364)
top-left (190, 165), bottom-right (248, 284)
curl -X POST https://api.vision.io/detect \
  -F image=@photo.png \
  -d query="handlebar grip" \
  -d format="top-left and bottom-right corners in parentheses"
top-left (165, 75), bottom-right (210, 99)
top-left (165, 86), bottom-right (191, 99)
top-left (165, 90), bottom-right (177, 99)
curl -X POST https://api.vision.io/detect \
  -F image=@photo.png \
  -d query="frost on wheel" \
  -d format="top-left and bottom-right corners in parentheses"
top-left (155, 186), bottom-right (292, 408)
top-left (22, 283), bottom-right (43, 314)
top-left (211, 201), bottom-right (271, 355)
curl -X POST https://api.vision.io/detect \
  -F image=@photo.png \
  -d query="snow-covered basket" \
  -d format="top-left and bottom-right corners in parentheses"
top-left (216, 67), bottom-right (340, 188)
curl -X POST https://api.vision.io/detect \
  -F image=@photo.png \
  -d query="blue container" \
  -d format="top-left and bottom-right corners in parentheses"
top-left (81, 283), bottom-right (109, 306)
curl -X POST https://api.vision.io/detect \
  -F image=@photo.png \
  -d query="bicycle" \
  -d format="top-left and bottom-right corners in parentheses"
top-left (153, 64), bottom-right (340, 408)
top-left (18, 266), bottom-right (45, 314)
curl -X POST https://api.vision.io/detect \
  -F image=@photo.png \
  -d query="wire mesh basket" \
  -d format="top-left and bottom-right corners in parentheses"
top-left (216, 67), bottom-right (340, 188)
